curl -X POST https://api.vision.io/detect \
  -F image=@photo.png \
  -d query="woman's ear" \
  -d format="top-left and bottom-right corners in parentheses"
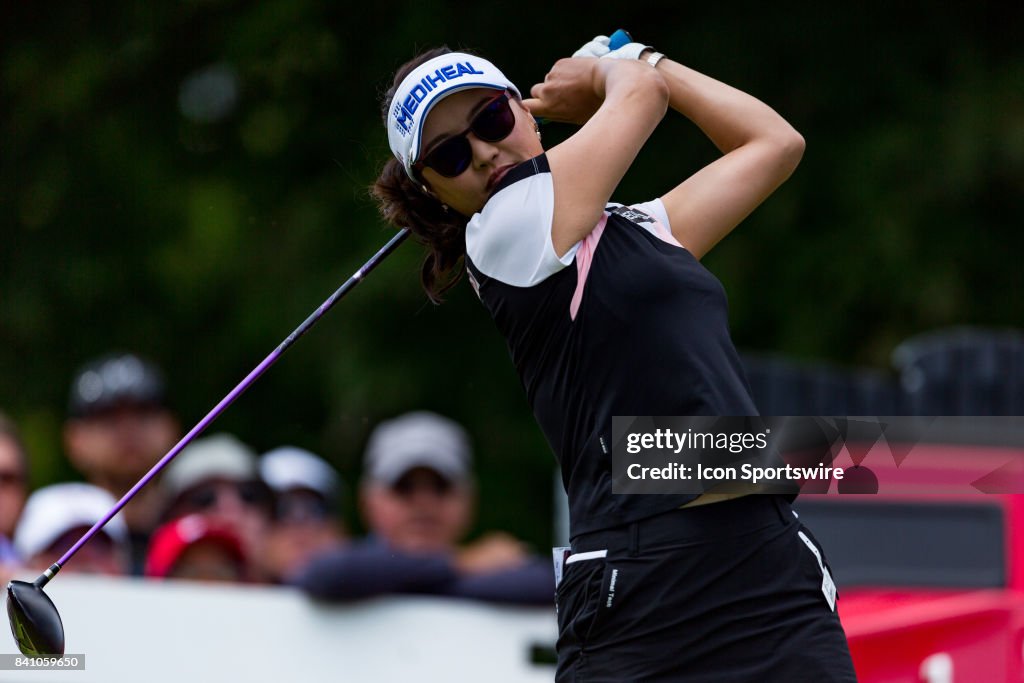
top-left (511, 97), bottom-right (542, 138)
top-left (419, 182), bottom-right (451, 213)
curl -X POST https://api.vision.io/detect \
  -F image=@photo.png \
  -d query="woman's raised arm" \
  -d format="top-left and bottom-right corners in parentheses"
top-left (651, 55), bottom-right (805, 259)
top-left (523, 58), bottom-right (669, 257)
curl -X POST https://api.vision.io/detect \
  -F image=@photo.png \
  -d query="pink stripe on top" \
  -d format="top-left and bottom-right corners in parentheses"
top-left (648, 214), bottom-right (683, 248)
top-left (569, 213), bottom-right (608, 321)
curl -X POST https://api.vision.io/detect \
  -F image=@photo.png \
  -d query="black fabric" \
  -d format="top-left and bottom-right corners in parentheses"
top-left (288, 537), bottom-right (555, 605)
top-left (127, 530), bottom-right (151, 577)
top-left (491, 151), bottom-right (550, 193)
top-left (466, 154), bottom-right (758, 537)
top-left (555, 496), bottom-right (857, 682)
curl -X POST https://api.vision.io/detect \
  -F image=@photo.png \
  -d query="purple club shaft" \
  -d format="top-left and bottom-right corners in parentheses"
top-left (53, 228), bottom-right (410, 572)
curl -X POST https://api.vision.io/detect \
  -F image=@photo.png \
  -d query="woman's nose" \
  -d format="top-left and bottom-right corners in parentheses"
top-left (468, 134), bottom-right (500, 167)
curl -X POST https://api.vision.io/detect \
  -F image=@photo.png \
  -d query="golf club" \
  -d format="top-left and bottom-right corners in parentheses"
top-left (608, 29), bottom-right (631, 48)
top-left (6, 228), bottom-right (410, 656)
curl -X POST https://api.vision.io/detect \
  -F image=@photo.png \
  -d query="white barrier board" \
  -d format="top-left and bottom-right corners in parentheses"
top-left (2, 575), bottom-right (558, 683)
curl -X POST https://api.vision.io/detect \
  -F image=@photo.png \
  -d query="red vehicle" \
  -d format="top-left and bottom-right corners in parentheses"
top-left (795, 439), bottom-right (1024, 682)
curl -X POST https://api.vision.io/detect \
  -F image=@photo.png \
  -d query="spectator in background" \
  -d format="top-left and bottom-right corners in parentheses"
top-left (0, 412), bottom-right (29, 567)
top-left (63, 352), bottom-right (181, 573)
top-left (259, 446), bottom-right (347, 583)
top-left (290, 411), bottom-right (553, 604)
top-left (13, 482), bottom-right (129, 576)
top-left (145, 513), bottom-right (249, 584)
top-left (160, 433), bottom-right (275, 582)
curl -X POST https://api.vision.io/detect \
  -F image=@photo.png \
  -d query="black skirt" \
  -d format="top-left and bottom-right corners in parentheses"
top-left (555, 495), bottom-right (858, 682)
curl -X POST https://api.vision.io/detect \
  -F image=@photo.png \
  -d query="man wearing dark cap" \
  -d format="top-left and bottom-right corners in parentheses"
top-left (63, 352), bottom-right (181, 574)
top-left (290, 411), bottom-right (554, 604)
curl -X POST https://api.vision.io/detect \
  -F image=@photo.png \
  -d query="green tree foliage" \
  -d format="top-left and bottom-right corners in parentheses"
top-left (2, 1), bottom-right (1021, 547)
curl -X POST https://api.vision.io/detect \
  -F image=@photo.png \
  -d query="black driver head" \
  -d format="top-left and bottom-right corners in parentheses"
top-left (6, 580), bottom-right (65, 656)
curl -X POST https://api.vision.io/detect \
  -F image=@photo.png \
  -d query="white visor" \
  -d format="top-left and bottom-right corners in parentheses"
top-left (387, 52), bottom-right (520, 179)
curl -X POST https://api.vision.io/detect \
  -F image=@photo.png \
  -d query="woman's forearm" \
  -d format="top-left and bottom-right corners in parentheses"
top-left (632, 51), bottom-right (804, 258)
top-left (537, 57), bottom-right (669, 255)
top-left (650, 54), bottom-right (804, 156)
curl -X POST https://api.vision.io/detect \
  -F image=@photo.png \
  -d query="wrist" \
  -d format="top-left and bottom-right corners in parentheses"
top-left (600, 41), bottom-right (650, 62)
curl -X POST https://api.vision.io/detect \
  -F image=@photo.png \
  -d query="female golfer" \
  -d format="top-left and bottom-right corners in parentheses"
top-left (373, 37), bottom-right (857, 682)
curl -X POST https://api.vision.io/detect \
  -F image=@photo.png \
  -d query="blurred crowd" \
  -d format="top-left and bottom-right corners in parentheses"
top-left (0, 352), bottom-right (553, 606)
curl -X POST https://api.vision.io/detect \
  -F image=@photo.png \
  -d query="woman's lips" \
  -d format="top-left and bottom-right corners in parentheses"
top-left (487, 164), bottom-right (515, 192)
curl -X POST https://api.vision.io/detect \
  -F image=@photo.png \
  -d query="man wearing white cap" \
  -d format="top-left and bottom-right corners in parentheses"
top-left (14, 482), bottom-right (129, 576)
top-left (361, 411), bottom-right (479, 554)
top-left (289, 411), bottom-right (553, 604)
top-left (259, 446), bottom-right (347, 582)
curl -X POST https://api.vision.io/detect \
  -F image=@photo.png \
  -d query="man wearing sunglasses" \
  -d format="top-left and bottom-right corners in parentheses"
top-left (259, 446), bottom-right (347, 583)
top-left (160, 432), bottom-right (276, 582)
top-left (289, 411), bottom-right (553, 604)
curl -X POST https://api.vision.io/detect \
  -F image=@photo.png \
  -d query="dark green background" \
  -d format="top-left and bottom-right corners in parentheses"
top-left (2, 2), bottom-right (1021, 547)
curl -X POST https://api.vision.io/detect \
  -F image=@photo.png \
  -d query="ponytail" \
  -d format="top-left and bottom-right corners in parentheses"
top-left (370, 157), bottom-right (468, 303)
top-left (370, 46), bottom-right (473, 304)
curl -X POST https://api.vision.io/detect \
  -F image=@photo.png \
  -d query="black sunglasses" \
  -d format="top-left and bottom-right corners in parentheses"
top-left (182, 481), bottom-right (270, 513)
top-left (391, 470), bottom-right (455, 498)
top-left (276, 494), bottom-right (332, 523)
top-left (414, 92), bottom-right (516, 179)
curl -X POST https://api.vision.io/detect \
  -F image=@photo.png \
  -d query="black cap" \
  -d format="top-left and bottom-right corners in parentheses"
top-left (68, 353), bottom-right (167, 418)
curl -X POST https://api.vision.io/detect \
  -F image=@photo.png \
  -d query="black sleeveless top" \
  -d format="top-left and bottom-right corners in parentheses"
top-left (464, 154), bottom-right (758, 537)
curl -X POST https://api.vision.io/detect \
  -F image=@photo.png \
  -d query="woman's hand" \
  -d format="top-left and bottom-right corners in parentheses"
top-left (522, 58), bottom-right (605, 125)
top-left (455, 532), bottom-right (529, 575)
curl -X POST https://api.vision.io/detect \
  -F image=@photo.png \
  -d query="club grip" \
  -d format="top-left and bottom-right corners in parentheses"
top-left (608, 29), bottom-right (632, 50)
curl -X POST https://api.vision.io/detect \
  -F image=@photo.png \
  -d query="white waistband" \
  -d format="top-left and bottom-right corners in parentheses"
top-left (565, 549), bottom-right (608, 564)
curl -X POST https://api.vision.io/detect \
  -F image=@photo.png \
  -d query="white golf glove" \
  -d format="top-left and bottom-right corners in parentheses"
top-left (572, 35), bottom-right (611, 58)
top-left (573, 34), bottom-right (659, 64)
top-left (600, 41), bottom-right (653, 61)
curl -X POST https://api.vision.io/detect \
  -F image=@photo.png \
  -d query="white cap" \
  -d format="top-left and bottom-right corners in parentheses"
top-left (162, 433), bottom-right (260, 500)
top-left (260, 446), bottom-right (340, 500)
top-left (364, 411), bottom-right (472, 486)
top-left (14, 482), bottom-right (128, 560)
top-left (387, 52), bottom-right (520, 179)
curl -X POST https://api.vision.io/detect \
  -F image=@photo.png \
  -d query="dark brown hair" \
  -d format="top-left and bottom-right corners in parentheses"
top-left (371, 47), bottom-right (472, 304)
